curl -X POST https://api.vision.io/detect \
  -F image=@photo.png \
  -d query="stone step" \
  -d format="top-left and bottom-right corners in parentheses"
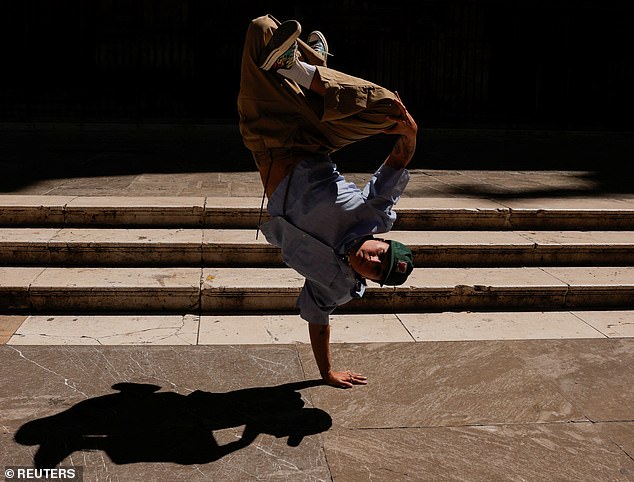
top-left (6, 311), bottom-right (634, 345)
top-left (0, 228), bottom-right (277, 267)
top-left (1, 228), bottom-right (634, 267)
top-left (1, 195), bottom-right (634, 230)
top-left (2, 267), bottom-right (633, 314)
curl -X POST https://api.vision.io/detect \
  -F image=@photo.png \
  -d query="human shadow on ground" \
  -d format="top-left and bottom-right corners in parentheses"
top-left (14, 380), bottom-right (331, 468)
top-left (430, 168), bottom-right (634, 201)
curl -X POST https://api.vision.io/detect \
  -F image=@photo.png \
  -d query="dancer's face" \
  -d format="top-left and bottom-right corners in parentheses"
top-left (347, 239), bottom-right (390, 282)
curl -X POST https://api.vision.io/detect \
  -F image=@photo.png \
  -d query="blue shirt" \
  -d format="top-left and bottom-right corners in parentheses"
top-left (261, 154), bottom-right (409, 325)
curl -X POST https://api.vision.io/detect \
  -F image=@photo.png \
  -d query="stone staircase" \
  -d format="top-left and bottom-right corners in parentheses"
top-left (1, 195), bottom-right (634, 318)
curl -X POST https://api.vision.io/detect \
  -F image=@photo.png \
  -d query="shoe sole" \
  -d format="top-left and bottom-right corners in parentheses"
top-left (259, 20), bottom-right (301, 70)
top-left (307, 30), bottom-right (329, 57)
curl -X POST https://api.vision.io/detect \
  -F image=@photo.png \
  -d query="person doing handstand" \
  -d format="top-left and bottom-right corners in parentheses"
top-left (238, 15), bottom-right (418, 388)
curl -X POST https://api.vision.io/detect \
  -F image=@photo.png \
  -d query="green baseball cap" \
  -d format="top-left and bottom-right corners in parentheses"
top-left (380, 240), bottom-right (414, 286)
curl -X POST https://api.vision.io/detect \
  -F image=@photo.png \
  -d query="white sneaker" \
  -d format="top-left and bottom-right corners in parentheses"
top-left (307, 31), bottom-right (329, 59)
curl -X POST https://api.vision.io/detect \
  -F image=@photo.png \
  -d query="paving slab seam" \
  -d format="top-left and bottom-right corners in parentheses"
top-left (318, 437), bottom-right (335, 482)
top-left (537, 267), bottom-right (571, 307)
top-left (593, 419), bottom-right (634, 424)
top-left (496, 206), bottom-right (512, 229)
top-left (613, 437), bottom-right (634, 463)
top-left (196, 270), bottom-right (205, 346)
top-left (197, 269), bottom-right (204, 345)
top-left (26, 268), bottom-right (46, 314)
top-left (620, 446), bottom-right (634, 464)
top-left (61, 196), bottom-right (78, 226)
top-left (393, 313), bottom-right (417, 342)
top-left (339, 420), bottom-right (599, 431)
top-left (569, 311), bottom-right (611, 338)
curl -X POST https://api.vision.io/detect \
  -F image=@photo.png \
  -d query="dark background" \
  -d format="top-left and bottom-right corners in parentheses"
top-left (1, 0), bottom-right (633, 180)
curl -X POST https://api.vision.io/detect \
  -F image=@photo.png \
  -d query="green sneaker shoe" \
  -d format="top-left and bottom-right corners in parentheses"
top-left (307, 30), bottom-right (329, 61)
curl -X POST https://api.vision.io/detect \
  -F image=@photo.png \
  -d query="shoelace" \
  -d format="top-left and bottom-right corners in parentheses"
top-left (309, 41), bottom-right (327, 57)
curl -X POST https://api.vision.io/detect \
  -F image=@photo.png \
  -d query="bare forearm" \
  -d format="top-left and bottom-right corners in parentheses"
top-left (382, 93), bottom-right (418, 170)
top-left (385, 133), bottom-right (416, 170)
top-left (308, 322), bottom-right (368, 388)
top-left (308, 323), bottom-right (332, 378)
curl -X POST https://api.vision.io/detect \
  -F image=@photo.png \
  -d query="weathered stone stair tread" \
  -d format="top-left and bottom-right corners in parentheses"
top-left (0, 196), bottom-right (261, 228)
top-left (1, 267), bottom-right (633, 313)
top-left (2, 195), bottom-right (634, 229)
top-left (0, 228), bottom-right (275, 266)
top-left (2, 228), bottom-right (634, 266)
top-left (7, 311), bottom-right (634, 345)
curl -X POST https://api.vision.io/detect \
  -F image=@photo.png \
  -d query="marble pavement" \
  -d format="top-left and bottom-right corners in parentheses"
top-left (1, 340), bottom-right (634, 481)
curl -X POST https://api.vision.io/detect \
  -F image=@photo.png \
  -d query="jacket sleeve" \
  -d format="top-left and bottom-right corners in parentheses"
top-left (362, 164), bottom-right (410, 230)
top-left (296, 280), bottom-right (337, 325)
top-left (297, 276), bottom-right (365, 326)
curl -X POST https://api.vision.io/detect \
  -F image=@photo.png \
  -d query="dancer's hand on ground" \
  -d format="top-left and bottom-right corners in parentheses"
top-left (324, 369), bottom-right (368, 389)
